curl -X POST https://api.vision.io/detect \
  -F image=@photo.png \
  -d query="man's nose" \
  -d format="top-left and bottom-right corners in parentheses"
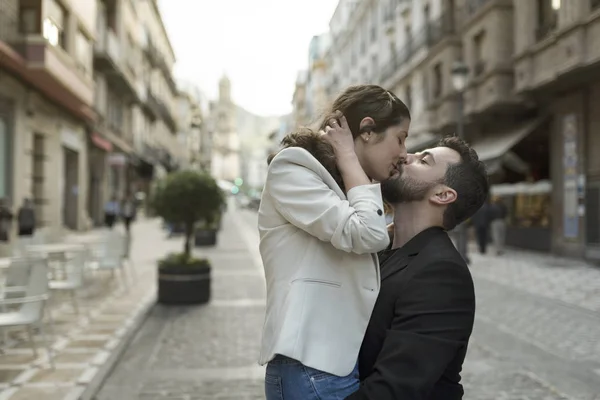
top-left (404, 154), bottom-right (417, 164)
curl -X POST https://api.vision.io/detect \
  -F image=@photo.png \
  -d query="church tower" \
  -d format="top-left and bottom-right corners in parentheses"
top-left (211, 74), bottom-right (240, 182)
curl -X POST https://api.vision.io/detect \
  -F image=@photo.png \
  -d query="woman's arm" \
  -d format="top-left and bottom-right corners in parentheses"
top-left (266, 148), bottom-right (390, 254)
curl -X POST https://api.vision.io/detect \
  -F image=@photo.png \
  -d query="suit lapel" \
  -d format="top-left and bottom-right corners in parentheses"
top-left (380, 251), bottom-right (412, 281)
top-left (379, 227), bottom-right (447, 281)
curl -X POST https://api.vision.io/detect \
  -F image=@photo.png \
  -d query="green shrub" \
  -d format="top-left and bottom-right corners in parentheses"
top-left (151, 170), bottom-right (225, 260)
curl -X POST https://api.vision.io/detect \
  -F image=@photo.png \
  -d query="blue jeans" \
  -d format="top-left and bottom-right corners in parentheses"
top-left (265, 355), bottom-right (359, 400)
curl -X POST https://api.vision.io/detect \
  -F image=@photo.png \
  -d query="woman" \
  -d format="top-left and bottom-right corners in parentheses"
top-left (259, 85), bottom-right (411, 399)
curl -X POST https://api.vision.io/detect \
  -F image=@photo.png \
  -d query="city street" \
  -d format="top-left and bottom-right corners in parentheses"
top-left (96, 206), bottom-right (600, 400)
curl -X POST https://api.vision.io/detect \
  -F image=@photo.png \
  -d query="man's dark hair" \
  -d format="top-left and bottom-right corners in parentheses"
top-left (438, 136), bottom-right (489, 230)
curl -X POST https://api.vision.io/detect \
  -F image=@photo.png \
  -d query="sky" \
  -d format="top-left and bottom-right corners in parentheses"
top-left (159, 0), bottom-right (339, 117)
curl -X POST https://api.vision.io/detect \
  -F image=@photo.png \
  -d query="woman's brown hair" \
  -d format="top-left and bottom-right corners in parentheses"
top-left (268, 85), bottom-right (411, 191)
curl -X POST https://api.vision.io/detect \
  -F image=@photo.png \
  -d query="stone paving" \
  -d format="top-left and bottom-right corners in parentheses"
top-left (95, 208), bottom-right (600, 400)
top-left (0, 218), bottom-right (179, 400)
top-left (468, 247), bottom-right (600, 312)
top-left (95, 209), bottom-right (266, 400)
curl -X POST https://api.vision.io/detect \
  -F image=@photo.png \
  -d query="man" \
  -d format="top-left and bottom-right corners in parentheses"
top-left (347, 136), bottom-right (489, 400)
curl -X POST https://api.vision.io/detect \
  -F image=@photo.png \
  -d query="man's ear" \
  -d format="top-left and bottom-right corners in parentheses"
top-left (430, 185), bottom-right (457, 206)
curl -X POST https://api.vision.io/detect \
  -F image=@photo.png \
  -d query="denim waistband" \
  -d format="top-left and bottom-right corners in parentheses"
top-left (269, 354), bottom-right (302, 365)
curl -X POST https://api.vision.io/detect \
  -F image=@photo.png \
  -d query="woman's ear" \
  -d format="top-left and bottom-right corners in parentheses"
top-left (359, 117), bottom-right (375, 141)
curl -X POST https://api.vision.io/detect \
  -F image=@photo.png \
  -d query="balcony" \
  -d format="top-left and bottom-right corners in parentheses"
top-left (0, 10), bottom-right (95, 122)
top-left (513, 1), bottom-right (600, 96)
top-left (459, 0), bottom-right (520, 119)
top-left (156, 100), bottom-right (178, 133)
top-left (425, 10), bottom-right (459, 49)
top-left (144, 40), bottom-right (161, 67)
top-left (143, 90), bottom-right (161, 120)
top-left (94, 29), bottom-right (138, 102)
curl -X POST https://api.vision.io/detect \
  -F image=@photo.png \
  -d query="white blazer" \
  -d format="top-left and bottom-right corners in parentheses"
top-left (257, 147), bottom-right (390, 376)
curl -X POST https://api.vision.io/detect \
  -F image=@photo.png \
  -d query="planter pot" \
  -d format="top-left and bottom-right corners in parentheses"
top-left (158, 264), bottom-right (211, 305)
top-left (194, 229), bottom-right (217, 247)
top-left (169, 223), bottom-right (186, 234)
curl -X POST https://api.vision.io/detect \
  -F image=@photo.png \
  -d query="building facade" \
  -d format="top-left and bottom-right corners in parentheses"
top-left (176, 82), bottom-right (210, 171)
top-left (294, 0), bottom-right (600, 258)
top-left (0, 0), bottom-right (96, 234)
top-left (0, 0), bottom-right (186, 238)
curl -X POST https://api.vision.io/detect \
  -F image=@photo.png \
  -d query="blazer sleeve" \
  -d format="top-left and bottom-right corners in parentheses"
top-left (265, 148), bottom-right (390, 254)
top-left (347, 260), bottom-right (476, 400)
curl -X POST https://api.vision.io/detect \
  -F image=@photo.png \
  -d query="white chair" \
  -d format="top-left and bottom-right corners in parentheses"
top-left (0, 255), bottom-right (54, 368)
top-left (47, 248), bottom-right (86, 314)
top-left (86, 232), bottom-right (129, 289)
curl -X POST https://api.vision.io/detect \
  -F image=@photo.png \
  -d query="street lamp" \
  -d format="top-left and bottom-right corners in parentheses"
top-left (451, 61), bottom-right (470, 264)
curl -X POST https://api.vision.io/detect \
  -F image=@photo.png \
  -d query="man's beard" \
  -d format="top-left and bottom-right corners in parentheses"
top-left (381, 173), bottom-right (437, 204)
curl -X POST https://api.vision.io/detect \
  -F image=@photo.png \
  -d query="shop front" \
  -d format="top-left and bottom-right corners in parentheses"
top-left (471, 116), bottom-right (551, 252)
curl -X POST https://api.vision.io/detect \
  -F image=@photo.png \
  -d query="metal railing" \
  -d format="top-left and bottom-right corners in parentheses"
top-left (464, 0), bottom-right (493, 18)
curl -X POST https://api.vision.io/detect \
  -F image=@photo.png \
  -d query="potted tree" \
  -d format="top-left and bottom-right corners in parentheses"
top-left (151, 170), bottom-right (225, 305)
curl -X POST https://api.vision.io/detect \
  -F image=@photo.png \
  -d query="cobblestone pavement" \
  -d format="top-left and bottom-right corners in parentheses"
top-left (97, 208), bottom-right (600, 399)
top-left (95, 207), bottom-right (266, 400)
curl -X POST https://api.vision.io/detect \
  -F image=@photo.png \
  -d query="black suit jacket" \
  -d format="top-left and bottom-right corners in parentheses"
top-left (347, 227), bottom-right (475, 400)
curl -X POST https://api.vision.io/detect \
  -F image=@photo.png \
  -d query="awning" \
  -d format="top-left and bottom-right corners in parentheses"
top-left (406, 132), bottom-right (440, 153)
top-left (490, 180), bottom-right (552, 196)
top-left (472, 119), bottom-right (542, 162)
top-left (90, 132), bottom-right (113, 152)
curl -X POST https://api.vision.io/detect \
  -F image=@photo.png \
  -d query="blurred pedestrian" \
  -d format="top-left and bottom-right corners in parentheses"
top-left (0, 197), bottom-right (13, 242)
top-left (490, 197), bottom-right (508, 255)
top-left (104, 195), bottom-right (119, 229)
top-left (121, 194), bottom-right (137, 233)
top-left (471, 197), bottom-right (492, 254)
top-left (17, 198), bottom-right (36, 236)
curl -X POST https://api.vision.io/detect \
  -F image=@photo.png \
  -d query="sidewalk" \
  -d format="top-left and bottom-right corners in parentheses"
top-left (95, 209), bottom-right (266, 400)
top-left (467, 244), bottom-right (600, 312)
top-left (0, 218), bottom-right (180, 400)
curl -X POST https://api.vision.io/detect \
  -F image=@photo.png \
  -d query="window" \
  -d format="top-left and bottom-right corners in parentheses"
top-left (32, 133), bottom-right (45, 227)
top-left (473, 30), bottom-right (486, 77)
top-left (433, 63), bottom-right (443, 99)
top-left (536, 0), bottom-right (559, 41)
top-left (126, 34), bottom-right (137, 74)
top-left (75, 29), bottom-right (92, 74)
top-left (371, 10), bottom-right (377, 41)
top-left (0, 118), bottom-right (8, 199)
top-left (43, 0), bottom-right (66, 49)
top-left (19, 2), bottom-right (41, 34)
top-left (371, 54), bottom-right (379, 78)
top-left (405, 84), bottom-right (412, 110)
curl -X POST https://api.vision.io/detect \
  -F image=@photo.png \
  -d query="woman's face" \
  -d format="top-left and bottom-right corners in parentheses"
top-left (355, 118), bottom-right (410, 182)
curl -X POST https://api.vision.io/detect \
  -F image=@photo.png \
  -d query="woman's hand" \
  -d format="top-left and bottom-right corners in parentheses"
top-left (321, 111), bottom-right (356, 160)
top-left (320, 111), bottom-right (371, 191)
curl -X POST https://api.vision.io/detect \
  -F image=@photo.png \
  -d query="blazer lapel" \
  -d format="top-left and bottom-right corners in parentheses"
top-left (380, 251), bottom-right (412, 281)
top-left (379, 227), bottom-right (447, 281)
